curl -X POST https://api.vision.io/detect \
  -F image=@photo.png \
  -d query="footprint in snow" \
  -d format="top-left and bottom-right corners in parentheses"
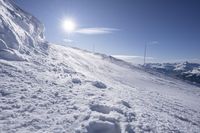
top-left (83, 100), bottom-right (136, 133)
top-left (90, 104), bottom-right (113, 114)
top-left (85, 120), bottom-right (121, 133)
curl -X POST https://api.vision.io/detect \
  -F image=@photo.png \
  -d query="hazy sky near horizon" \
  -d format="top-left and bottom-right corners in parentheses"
top-left (15, 0), bottom-right (200, 62)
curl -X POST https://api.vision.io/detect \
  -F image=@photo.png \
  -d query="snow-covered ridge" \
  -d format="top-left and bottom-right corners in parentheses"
top-left (0, 0), bottom-right (45, 61)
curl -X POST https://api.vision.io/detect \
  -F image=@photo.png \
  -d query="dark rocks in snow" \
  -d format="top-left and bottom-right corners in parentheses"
top-left (92, 81), bottom-right (107, 89)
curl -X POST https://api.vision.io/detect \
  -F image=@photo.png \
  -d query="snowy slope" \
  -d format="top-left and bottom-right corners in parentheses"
top-left (0, 1), bottom-right (200, 133)
top-left (1, 45), bottom-right (200, 133)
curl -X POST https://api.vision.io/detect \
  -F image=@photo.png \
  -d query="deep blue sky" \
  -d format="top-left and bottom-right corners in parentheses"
top-left (15, 0), bottom-right (200, 62)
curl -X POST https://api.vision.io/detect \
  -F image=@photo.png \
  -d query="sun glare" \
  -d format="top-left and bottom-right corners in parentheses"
top-left (62, 19), bottom-right (76, 33)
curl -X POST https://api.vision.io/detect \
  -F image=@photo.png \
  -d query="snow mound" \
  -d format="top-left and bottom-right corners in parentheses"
top-left (92, 81), bottom-right (107, 89)
top-left (0, 0), bottom-right (45, 61)
top-left (72, 78), bottom-right (82, 84)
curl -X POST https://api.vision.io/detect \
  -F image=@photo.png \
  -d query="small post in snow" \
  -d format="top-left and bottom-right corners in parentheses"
top-left (144, 43), bottom-right (147, 66)
top-left (143, 41), bottom-right (158, 67)
top-left (92, 44), bottom-right (95, 53)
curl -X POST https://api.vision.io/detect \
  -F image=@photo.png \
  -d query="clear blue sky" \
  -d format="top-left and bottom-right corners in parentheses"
top-left (15, 0), bottom-right (200, 62)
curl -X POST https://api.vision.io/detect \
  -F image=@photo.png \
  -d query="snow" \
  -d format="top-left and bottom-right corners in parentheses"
top-left (72, 78), bottom-right (82, 84)
top-left (92, 81), bottom-right (107, 89)
top-left (0, 49), bottom-right (26, 61)
top-left (0, 0), bottom-right (45, 61)
top-left (1, 45), bottom-right (200, 133)
top-left (0, 0), bottom-right (200, 133)
top-left (0, 39), bottom-right (7, 50)
top-left (190, 68), bottom-right (200, 75)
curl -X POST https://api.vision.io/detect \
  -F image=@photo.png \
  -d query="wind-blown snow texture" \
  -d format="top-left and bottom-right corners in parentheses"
top-left (0, 0), bottom-right (200, 133)
top-left (0, 0), bottom-right (45, 61)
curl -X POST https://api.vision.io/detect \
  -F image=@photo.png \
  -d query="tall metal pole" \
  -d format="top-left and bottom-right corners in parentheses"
top-left (92, 44), bottom-right (95, 53)
top-left (67, 32), bottom-right (70, 45)
top-left (144, 43), bottom-right (147, 66)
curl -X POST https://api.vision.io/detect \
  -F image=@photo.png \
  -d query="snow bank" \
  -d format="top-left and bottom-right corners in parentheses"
top-left (0, 0), bottom-right (45, 61)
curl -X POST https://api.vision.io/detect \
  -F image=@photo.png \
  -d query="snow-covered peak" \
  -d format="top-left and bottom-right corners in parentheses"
top-left (0, 0), bottom-right (45, 61)
top-left (174, 61), bottom-right (199, 71)
top-left (145, 62), bottom-right (200, 85)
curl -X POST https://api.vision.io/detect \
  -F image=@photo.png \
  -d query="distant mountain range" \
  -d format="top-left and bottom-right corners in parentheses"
top-left (144, 62), bottom-right (200, 85)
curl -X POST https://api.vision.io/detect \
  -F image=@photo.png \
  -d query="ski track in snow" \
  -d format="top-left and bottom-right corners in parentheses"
top-left (0, 45), bottom-right (200, 133)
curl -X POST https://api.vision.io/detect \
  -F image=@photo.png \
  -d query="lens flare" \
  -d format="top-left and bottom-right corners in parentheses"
top-left (62, 19), bottom-right (76, 33)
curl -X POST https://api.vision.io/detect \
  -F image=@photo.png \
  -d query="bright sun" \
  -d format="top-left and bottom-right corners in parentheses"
top-left (62, 19), bottom-right (76, 33)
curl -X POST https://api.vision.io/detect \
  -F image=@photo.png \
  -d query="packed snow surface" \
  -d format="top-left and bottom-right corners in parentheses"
top-left (0, 0), bottom-right (200, 133)
top-left (1, 45), bottom-right (200, 133)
